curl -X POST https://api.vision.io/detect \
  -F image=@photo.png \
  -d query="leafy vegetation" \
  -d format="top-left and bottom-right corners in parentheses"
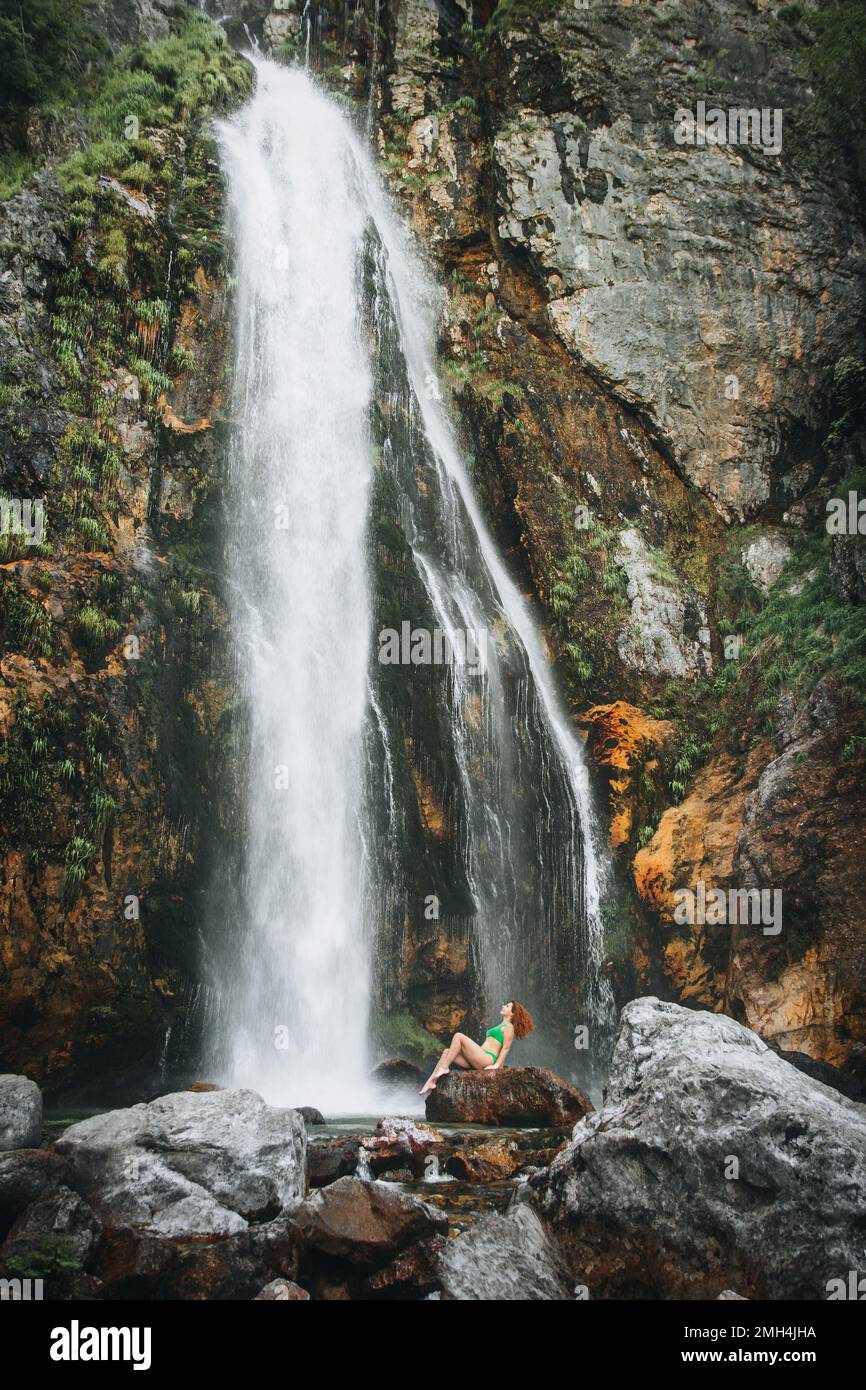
top-left (0, 150), bottom-right (35, 200)
top-left (4, 1234), bottom-right (83, 1281)
top-left (733, 537), bottom-right (866, 715)
top-left (771, 3), bottom-right (866, 199)
top-left (647, 522), bottom-right (866, 807)
top-left (547, 518), bottom-right (629, 695)
top-left (798, 3), bottom-right (866, 148)
top-left (61, 711), bottom-right (117, 897)
top-left (484, 0), bottom-right (564, 36)
top-left (669, 732), bottom-right (711, 803)
top-left (0, 10), bottom-right (252, 561)
top-left (0, 0), bottom-right (106, 109)
top-left (0, 580), bottom-right (54, 658)
top-left (825, 355), bottom-right (866, 448)
top-left (75, 601), bottom-right (120, 653)
top-left (0, 696), bottom-right (70, 858)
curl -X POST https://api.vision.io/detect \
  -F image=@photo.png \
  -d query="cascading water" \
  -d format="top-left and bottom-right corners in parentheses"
top-left (205, 56), bottom-right (615, 1110)
top-left (205, 63), bottom-right (374, 1109)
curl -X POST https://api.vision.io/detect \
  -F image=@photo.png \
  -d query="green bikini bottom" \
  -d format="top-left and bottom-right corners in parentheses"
top-left (482, 1049), bottom-right (497, 1062)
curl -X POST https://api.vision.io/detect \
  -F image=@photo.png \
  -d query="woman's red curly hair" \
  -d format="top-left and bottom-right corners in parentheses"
top-left (509, 999), bottom-right (534, 1040)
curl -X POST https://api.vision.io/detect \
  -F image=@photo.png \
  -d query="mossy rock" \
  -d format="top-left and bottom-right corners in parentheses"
top-left (373, 1012), bottom-right (442, 1066)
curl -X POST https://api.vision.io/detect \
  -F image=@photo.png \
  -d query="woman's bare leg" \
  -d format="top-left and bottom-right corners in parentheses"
top-left (420, 1033), bottom-right (492, 1092)
top-left (456, 1036), bottom-right (498, 1071)
top-left (420, 1035), bottom-right (462, 1093)
top-left (420, 1053), bottom-right (447, 1094)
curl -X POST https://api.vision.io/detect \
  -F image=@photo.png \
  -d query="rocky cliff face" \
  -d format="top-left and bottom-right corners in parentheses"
top-left (634, 679), bottom-right (866, 1066)
top-left (354, 0), bottom-right (866, 1069)
top-left (0, 0), bottom-right (864, 1088)
top-left (0, 7), bottom-right (251, 1088)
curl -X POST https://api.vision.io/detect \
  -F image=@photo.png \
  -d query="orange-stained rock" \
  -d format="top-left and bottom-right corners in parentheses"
top-left (632, 740), bottom-right (775, 1017)
top-left (404, 740), bottom-right (448, 840)
top-left (632, 744), bottom-right (768, 922)
top-left (632, 681), bottom-right (866, 1069)
top-left (400, 923), bottom-right (472, 1038)
top-left (163, 265), bottom-right (227, 431)
top-left (578, 701), bottom-right (676, 852)
top-left (0, 546), bottom-right (227, 1086)
top-left (444, 1138), bottom-right (522, 1182)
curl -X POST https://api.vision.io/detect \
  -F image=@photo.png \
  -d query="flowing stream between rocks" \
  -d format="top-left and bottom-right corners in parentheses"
top-left (43, 1100), bottom-right (567, 1246)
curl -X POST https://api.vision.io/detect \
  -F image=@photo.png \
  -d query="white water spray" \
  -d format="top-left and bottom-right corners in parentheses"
top-left (209, 63), bottom-right (374, 1109)
top-left (206, 58), bottom-right (614, 1111)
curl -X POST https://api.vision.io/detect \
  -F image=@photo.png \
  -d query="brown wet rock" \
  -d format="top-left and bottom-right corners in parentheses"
top-left (93, 1217), bottom-right (302, 1301)
top-left (294, 1175), bottom-right (447, 1268)
top-left (370, 1058), bottom-right (426, 1089)
top-left (444, 1142), bottom-right (521, 1183)
top-left (364, 1235), bottom-right (446, 1299)
top-left (306, 1137), bottom-right (357, 1189)
top-left (425, 1066), bottom-right (593, 1127)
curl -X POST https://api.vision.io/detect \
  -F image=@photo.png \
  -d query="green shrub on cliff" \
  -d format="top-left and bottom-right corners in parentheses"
top-left (0, 696), bottom-right (68, 858)
top-left (546, 520), bottom-right (629, 699)
top-left (0, 0), bottom-right (106, 109)
top-left (73, 10), bottom-right (250, 147)
top-left (825, 355), bottom-right (866, 448)
top-left (699, 530), bottom-right (866, 747)
top-left (740, 538), bottom-right (866, 709)
top-left (63, 834), bottom-right (96, 890)
top-left (76, 602), bottom-right (120, 653)
top-left (800, 3), bottom-right (866, 136)
top-left (486, 0), bottom-right (565, 36)
top-left (0, 582), bottom-right (54, 658)
top-left (0, 152), bottom-right (34, 200)
top-left (793, 3), bottom-right (866, 197)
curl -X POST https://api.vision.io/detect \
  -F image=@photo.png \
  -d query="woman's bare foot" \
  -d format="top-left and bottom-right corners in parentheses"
top-left (419, 1065), bottom-right (449, 1095)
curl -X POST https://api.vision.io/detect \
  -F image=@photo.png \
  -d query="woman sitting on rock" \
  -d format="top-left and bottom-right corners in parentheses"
top-left (419, 1000), bottom-right (534, 1094)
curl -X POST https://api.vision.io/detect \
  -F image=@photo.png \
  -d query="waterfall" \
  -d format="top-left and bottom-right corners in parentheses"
top-left (205, 57), bottom-right (614, 1111)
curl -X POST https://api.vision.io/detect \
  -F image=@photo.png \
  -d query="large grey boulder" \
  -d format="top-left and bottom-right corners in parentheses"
top-left (55, 1089), bottom-right (306, 1236)
top-left (533, 998), bottom-right (866, 1299)
top-left (0, 1076), bottom-right (42, 1151)
top-left (438, 1201), bottom-right (570, 1301)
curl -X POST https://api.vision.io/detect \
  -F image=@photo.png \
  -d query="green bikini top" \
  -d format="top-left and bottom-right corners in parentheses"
top-left (485, 1022), bottom-right (505, 1045)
